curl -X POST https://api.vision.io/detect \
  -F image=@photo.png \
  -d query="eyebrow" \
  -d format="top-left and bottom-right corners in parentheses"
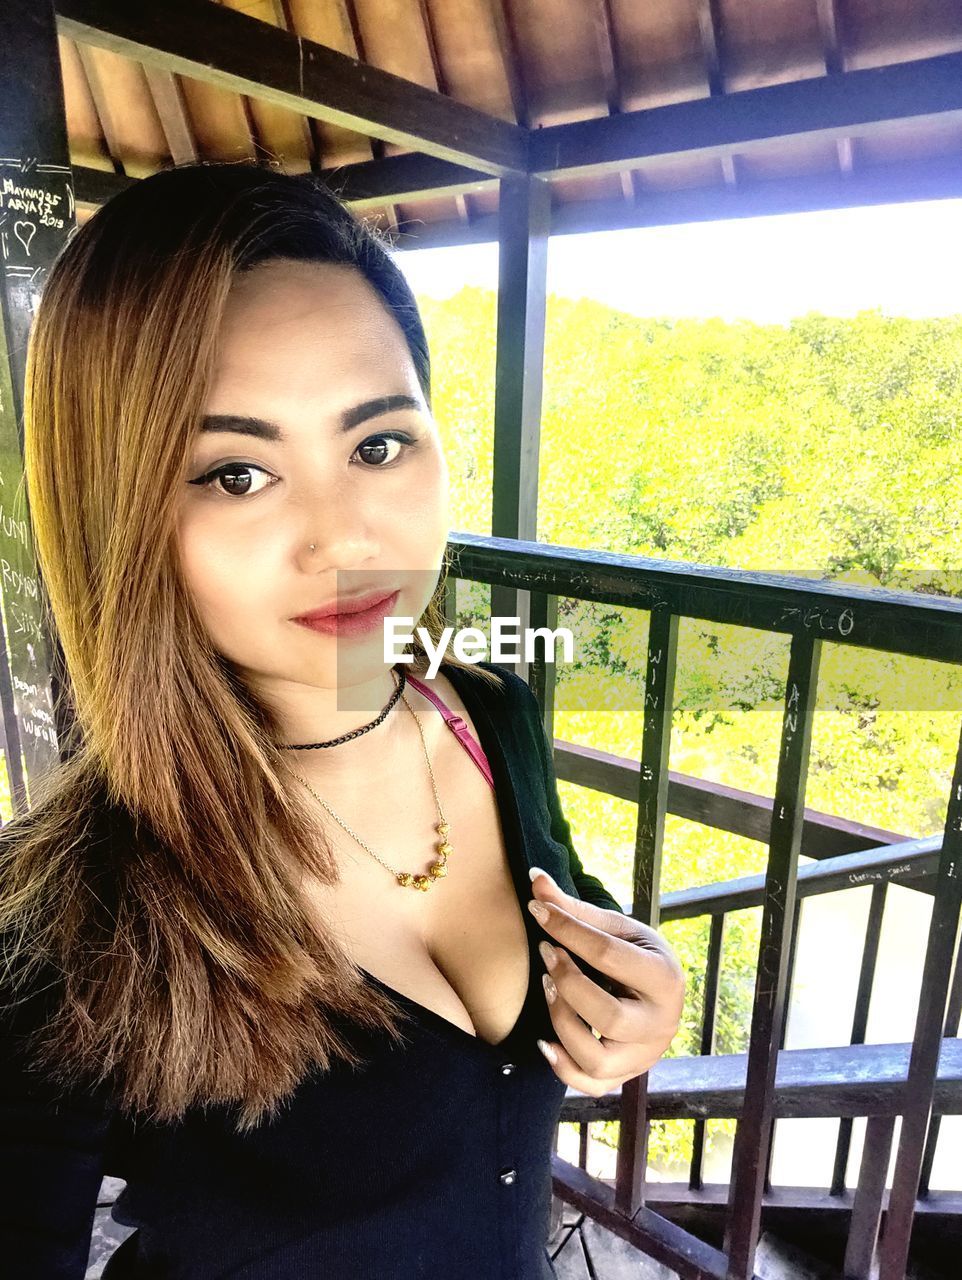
top-left (199, 394), bottom-right (422, 442)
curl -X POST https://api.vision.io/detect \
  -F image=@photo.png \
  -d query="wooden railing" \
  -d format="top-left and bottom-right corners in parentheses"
top-left (443, 530), bottom-right (962, 1280)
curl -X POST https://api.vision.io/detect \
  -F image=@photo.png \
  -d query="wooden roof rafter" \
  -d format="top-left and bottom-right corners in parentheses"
top-left (330, 0), bottom-right (401, 234)
top-left (590, 0), bottom-right (637, 206)
top-left (142, 65), bottom-right (199, 166)
top-left (274, 0), bottom-right (323, 172)
top-left (525, 50), bottom-right (962, 180)
top-left (414, 0), bottom-right (471, 225)
top-left (58, 0), bottom-right (962, 247)
top-left (816, 0), bottom-right (856, 173)
top-left (693, 0), bottom-right (739, 187)
top-left (483, 0), bottom-right (528, 128)
top-left (55, 0), bottom-right (529, 176)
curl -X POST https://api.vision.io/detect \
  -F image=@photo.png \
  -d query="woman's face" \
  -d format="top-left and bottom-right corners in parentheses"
top-left (177, 258), bottom-right (450, 703)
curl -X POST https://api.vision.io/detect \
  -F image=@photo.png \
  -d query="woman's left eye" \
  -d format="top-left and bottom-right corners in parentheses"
top-left (352, 431), bottom-right (417, 468)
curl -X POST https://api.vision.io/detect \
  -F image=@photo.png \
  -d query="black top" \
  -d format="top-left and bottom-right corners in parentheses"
top-left (1, 662), bottom-right (625, 1279)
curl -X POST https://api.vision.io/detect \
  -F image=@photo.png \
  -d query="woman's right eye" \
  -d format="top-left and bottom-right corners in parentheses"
top-left (187, 462), bottom-right (277, 499)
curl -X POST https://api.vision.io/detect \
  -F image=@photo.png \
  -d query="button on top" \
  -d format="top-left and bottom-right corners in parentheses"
top-left (499, 1167), bottom-right (517, 1186)
top-left (500, 1062), bottom-right (517, 1075)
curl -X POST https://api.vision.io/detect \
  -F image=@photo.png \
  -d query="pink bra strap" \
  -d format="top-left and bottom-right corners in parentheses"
top-left (405, 672), bottom-right (495, 789)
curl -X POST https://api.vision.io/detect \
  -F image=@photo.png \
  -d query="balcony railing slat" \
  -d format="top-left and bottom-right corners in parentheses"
top-left (689, 911), bottom-right (726, 1192)
top-left (918, 925), bottom-right (962, 1196)
top-left (844, 1114), bottom-right (897, 1280)
top-left (878, 720), bottom-right (962, 1280)
top-left (725, 632), bottom-right (822, 1279)
top-left (878, 723), bottom-right (962, 1278)
top-left (832, 880), bottom-right (888, 1196)
top-left (615, 609), bottom-right (679, 1216)
top-left (763, 897), bottom-right (802, 1196)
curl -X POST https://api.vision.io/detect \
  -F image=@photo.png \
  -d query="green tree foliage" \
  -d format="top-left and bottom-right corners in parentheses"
top-left (418, 288), bottom-right (962, 1173)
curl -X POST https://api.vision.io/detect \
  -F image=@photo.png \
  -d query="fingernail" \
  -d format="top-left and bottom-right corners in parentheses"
top-left (528, 899), bottom-right (549, 923)
top-left (539, 940), bottom-right (557, 969)
top-left (542, 973), bottom-right (557, 1004)
top-left (537, 1039), bottom-right (557, 1064)
top-left (529, 866), bottom-right (552, 884)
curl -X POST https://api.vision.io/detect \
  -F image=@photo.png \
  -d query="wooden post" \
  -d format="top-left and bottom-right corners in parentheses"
top-left (0, 0), bottom-right (77, 812)
top-left (491, 174), bottom-right (549, 680)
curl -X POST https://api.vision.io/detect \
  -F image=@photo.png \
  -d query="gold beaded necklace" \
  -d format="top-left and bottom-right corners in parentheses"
top-left (289, 676), bottom-right (453, 892)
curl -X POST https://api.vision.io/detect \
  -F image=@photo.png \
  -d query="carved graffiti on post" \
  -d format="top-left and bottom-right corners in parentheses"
top-left (0, 0), bottom-right (79, 811)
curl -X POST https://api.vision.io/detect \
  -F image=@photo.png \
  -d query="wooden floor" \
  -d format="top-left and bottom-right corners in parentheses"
top-left (547, 1197), bottom-right (679, 1278)
top-left (544, 1199), bottom-right (954, 1280)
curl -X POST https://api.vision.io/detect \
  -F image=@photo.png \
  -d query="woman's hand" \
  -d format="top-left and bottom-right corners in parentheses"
top-left (527, 866), bottom-right (686, 1097)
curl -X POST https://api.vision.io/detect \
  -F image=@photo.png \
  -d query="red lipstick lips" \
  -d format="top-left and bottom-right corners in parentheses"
top-left (291, 589), bottom-right (401, 638)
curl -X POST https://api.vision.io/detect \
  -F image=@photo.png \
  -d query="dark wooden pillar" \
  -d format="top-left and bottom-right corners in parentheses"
top-left (0, 0), bottom-right (77, 810)
top-left (491, 175), bottom-right (549, 680)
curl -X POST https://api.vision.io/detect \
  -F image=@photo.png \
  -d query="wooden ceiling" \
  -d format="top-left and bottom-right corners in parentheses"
top-left (57, 0), bottom-right (962, 246)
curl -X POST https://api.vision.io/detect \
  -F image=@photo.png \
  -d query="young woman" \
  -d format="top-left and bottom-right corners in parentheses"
top-left (0, 162), bottom-right (685, 1279)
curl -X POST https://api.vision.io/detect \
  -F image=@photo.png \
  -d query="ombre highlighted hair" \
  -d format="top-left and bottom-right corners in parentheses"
top-left (0, 162), bottom-right (504, 1132)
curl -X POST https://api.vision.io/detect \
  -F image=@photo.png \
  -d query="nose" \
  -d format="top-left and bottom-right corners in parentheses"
top-left (295, 499), bottom-right (381, 572)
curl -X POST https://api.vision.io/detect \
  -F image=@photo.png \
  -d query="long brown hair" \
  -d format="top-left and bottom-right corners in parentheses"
top-left (0, 162), bottom-right (505, 1133)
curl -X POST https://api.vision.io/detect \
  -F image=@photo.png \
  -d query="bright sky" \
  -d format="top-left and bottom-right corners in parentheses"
top-left (397, 197), bottom-right (962, 325)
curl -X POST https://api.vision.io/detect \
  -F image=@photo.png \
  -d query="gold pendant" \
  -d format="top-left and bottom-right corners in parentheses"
top-left (394, 828), bottom-right (454, 889)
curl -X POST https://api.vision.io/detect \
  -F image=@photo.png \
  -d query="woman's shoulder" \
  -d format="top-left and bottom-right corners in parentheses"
top-left (434, 659), bottom-right (530, 708)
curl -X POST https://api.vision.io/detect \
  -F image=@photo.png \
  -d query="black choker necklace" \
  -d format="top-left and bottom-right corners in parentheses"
top-left (280, 666), bottom-right (407, 750)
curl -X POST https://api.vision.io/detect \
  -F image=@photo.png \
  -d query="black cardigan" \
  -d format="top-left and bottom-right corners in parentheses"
top-left (1, 661), bottom-right (625, 1279)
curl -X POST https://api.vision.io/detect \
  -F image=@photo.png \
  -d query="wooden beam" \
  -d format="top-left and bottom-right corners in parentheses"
top-left (320, 153), bottom-right (494, 207)
top-left (76, 148), bottom-right (962, 241)
top-left (557, 1038), bottom-right (962, 1124)
top-left (390, 151), bottom-right (962, 248)
top-left (527, 51), bottom-right (962, 180)
top-left (73, 162), bottom-right (133, 207)
top-left (556, 1178), bottom-right (962, 1220)
top-left (554, 742), bottom-right (911, 859)
top-left (444, 533), bottom-right (962, 666)
top-left (553, 1158), bottom-right (730, 1280)
top-left (659, 837), bottom-right (941, 924)
top-left (55, 0), bottom-right (528, 176)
